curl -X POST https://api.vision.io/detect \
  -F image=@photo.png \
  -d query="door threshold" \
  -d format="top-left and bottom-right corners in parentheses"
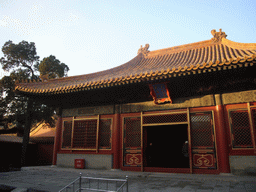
top-left (144, 167), bottom-right (190, 173)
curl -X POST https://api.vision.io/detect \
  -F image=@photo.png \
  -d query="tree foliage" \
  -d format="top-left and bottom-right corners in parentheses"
top-left (35, 55), bottom-right (69, 79)
top-left (0, 40), bottom-right (39, 78)
top-left (0, 40), bottom-right (69, 129)
top-left (0, 69), bottom-right (30, 127)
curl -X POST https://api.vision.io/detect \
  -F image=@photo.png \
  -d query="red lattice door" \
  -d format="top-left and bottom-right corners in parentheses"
top-left (123, 117), bottom-right (142, 167)
top-left (190, 112), bottom-right (217, 170)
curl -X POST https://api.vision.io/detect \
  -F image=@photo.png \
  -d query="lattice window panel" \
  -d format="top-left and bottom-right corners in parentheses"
top-left (143, 113), bottom-right (187, 124)
top-left (62, 121), bottom-right (72, 148)
top-left (190, 113), bottom-right (214, 147)
top-left (252, 109), bottom-right (256, 139)
top-left (73, 120), bottom-right (97, 149)
top-left (124, 117), bottom-right (141, 148)
top-left (99, 119), bottom-right (112, 149)
top-left (230, 110), bottom-right (253, 148)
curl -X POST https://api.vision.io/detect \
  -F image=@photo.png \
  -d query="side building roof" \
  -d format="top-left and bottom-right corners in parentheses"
top-left (15, 29), bottom-right (256, 95)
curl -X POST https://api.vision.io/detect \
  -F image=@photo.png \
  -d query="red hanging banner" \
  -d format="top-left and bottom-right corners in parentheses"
top-left (149, 83), bottom-right (172, 104)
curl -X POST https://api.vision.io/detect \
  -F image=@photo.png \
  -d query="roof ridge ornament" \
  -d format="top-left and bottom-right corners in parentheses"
top-left (138, 44), bottom-right (150, 56)
top-left (211, 29), bottom-right (227, 43)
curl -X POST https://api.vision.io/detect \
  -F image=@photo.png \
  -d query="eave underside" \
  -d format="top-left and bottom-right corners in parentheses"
top-left (20, 65), bottom-right (256, 109)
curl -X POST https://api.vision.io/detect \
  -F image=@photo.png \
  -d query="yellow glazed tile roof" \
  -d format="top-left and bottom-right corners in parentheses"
top-left (30, 122), bottom-right (56, 138)
top-left (15, 29), bottom-right (256, 95)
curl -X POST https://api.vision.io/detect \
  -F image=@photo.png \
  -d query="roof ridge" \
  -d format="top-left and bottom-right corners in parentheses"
top-left (147, 38), bottom-right (256, 58)
top-left (147, 39), bottom-right (214, 57)
top-left (146, 29), bottom-right (256, 58)
top-left (222, 38), bottom-right (256, 49)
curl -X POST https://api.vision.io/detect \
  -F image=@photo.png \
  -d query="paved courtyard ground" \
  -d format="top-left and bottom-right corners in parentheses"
top-left (0, 166), bottom-right (256, 192)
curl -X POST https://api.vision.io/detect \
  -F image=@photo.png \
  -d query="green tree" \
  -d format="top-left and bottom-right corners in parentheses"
top-left (0, 41), bottom-right (69, 126)
top-left (0, 40), bottom-right (39, 130)
top-left (0, 69), bottom-right (30, 129)
top-left (0, 40), bottom-right (39, 78)
top-left (0, 40), bottom-right (69, 166)
top-left (36, 55), bottom-right (69, 79)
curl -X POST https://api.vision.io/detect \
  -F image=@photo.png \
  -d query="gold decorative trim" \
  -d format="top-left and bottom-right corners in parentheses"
top-left (142, 110), bottom-right (188, 116)
top-left (143, 122), bottom-right (187, 127)
top-left (125, 154), bottom-right (142, 166)
top-left (193, 154), bottom-right (214, 167)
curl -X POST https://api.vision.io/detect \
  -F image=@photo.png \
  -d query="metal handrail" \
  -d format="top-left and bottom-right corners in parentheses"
top-left (59, 177), bottom-right (80, 192)
top-left (59, 173), bottom-right (128, 192)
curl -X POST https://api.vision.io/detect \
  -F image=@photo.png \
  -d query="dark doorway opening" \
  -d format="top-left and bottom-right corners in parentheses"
top-left (144, 124), bottom-right (189, 168)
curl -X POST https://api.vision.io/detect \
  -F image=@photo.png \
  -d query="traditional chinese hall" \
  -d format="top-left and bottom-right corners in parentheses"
top-left (15, 29), bottom-right (256, 175)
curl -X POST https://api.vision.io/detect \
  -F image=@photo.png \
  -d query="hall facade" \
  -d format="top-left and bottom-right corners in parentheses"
top-left (15, 29), bottom-right (256, 174)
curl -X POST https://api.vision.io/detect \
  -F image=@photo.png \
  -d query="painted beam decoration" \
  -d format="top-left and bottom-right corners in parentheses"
top-left (149, 83), bottom-right (172, 104)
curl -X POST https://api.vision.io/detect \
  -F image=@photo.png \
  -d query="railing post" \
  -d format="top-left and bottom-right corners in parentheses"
top-left (126, 176), bottom-right (128, 192)
top-left (79, 173), bottom-right (82, 192)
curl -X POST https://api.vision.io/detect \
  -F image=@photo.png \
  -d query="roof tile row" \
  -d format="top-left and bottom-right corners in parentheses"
top-left (15, 30), bottom-right (256, 95)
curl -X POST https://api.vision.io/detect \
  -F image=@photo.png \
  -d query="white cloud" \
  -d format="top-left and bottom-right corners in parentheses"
top-left (0, 15), bottom-right (22, 27)
top-left (68, 13), bottom-right (79, 22)
top-left (30, 3), bottom-right (43, 13)
top-left (0, 15), bottom-right (31, 35)
top-left (0, 19), bottom-right (7, 27)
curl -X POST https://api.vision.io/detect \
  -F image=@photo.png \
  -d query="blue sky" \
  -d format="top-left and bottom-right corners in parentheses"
top-left (1, 0), bottom-right (256, 78)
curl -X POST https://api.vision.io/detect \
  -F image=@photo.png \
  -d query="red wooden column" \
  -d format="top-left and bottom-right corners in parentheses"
top-left (214, 94), bottom-right (230, 173)
top-left (52, 108), bottom-right (62, 165)
top-left (112, 105), bottom-right (121, 169)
